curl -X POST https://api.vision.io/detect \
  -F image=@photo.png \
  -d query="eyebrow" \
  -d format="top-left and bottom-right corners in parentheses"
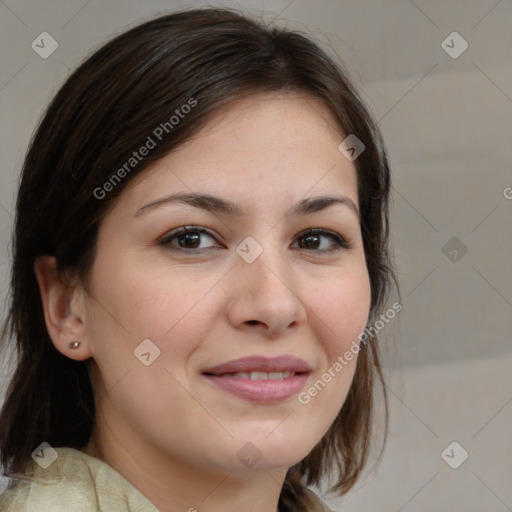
top-left (134, 192), bottom-right (359, 219)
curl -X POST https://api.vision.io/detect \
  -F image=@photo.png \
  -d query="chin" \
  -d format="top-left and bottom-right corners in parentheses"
top-left (230, 436), bottom-right (314, 473)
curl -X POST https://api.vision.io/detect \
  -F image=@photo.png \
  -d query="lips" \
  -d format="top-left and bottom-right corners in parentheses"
top-left (222, 370), bottom-right (295, 381)
top-left (201, 356), bottom-right (312, 403)
top-left (202, 355), bottom-right (312, 376)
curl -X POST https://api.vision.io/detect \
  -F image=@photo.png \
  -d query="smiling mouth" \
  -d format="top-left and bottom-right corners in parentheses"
top-left (203, 370), bottom-right (303, 380)
top-left (201, 371), bottom-right (310, 403)
top-left (201, 355), bottom-right (312, 402)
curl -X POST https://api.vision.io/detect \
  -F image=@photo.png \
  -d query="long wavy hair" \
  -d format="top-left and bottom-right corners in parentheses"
top-left (0, 8), bottom-right (395, 511)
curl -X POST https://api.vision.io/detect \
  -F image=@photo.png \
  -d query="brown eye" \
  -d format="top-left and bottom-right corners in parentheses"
top-left (160, 226), bottom-right (220, 252)
top-left (177, 231), bottom-right (201, 248)
top-left (298, 233), bottom-right (321, 249)
top-left (294, 229), bottom-right (350, 252)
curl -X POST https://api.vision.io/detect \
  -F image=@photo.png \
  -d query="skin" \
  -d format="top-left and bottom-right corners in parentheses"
top-left (35, 92), bottom-right (371, 512)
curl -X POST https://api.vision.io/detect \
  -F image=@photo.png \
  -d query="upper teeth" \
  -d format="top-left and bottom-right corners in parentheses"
top-left (225, 371), bottom-right (295, 380)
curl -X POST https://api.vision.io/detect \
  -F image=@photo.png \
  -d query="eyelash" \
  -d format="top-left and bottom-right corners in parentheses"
top-left (159, 226), bottom-right (351, 255)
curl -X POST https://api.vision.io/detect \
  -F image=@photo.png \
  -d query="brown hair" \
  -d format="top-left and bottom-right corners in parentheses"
top-left (0, 7), bottom-right (395, 510)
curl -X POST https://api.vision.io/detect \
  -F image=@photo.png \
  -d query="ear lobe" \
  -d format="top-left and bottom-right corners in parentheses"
top-left (33, 255), bottom-right (91, 361)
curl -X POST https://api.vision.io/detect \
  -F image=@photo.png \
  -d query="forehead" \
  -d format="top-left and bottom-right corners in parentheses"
top-left (118, 92), bottom-right (358, 215)
top-left (181, 91), bottom-right (345, 161)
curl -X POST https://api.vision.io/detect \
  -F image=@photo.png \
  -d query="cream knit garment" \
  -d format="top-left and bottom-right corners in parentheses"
top-left (0, 447), bottom-right (334, 511)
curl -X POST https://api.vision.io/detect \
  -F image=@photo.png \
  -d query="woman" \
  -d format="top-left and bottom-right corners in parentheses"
top-left (0, 7), bottom-right (395, 512)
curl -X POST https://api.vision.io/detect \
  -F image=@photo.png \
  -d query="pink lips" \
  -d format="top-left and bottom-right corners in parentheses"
top-left (202, 355), bottom-right (312, 403)
top-left (202, 355), bottom-right (312, 375)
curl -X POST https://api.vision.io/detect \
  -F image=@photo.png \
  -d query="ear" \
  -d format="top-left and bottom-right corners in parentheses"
top-left (34, 255), bottom-right (92, 361)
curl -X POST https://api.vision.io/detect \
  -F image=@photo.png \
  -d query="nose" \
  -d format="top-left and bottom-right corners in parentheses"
top-left (226, 248), bottom-right (308, 338)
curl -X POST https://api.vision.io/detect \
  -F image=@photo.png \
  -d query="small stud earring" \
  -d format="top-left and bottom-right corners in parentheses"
top-left (68, 341), bottom-right (81, 349)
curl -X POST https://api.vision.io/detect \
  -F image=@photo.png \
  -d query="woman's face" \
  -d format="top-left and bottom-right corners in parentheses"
top-left (81, 92), bottom-right (371, 474)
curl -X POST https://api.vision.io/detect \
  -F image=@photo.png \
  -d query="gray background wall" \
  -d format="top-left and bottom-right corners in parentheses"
top-left (1, 1), bottom-right (511, 511)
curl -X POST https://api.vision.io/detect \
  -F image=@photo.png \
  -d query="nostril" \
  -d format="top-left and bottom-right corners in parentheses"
top-left (246, 320), bottom-right (259, 325)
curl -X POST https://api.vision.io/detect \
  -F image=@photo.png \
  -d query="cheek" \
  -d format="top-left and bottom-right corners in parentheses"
top-left (298, 270), bottom-right (370, 429)
top-left (87, 259), bottom-right (223, 366)
top-left (84, 263), bottom-right (219, 420)
top-left (314, 268), bottom-right (371, 356)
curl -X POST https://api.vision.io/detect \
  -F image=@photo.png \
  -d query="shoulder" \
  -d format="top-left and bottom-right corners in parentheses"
top-left (0, 447), bottom-right (157, 511)
top-left (303, 487), bottom-right (336, 512)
